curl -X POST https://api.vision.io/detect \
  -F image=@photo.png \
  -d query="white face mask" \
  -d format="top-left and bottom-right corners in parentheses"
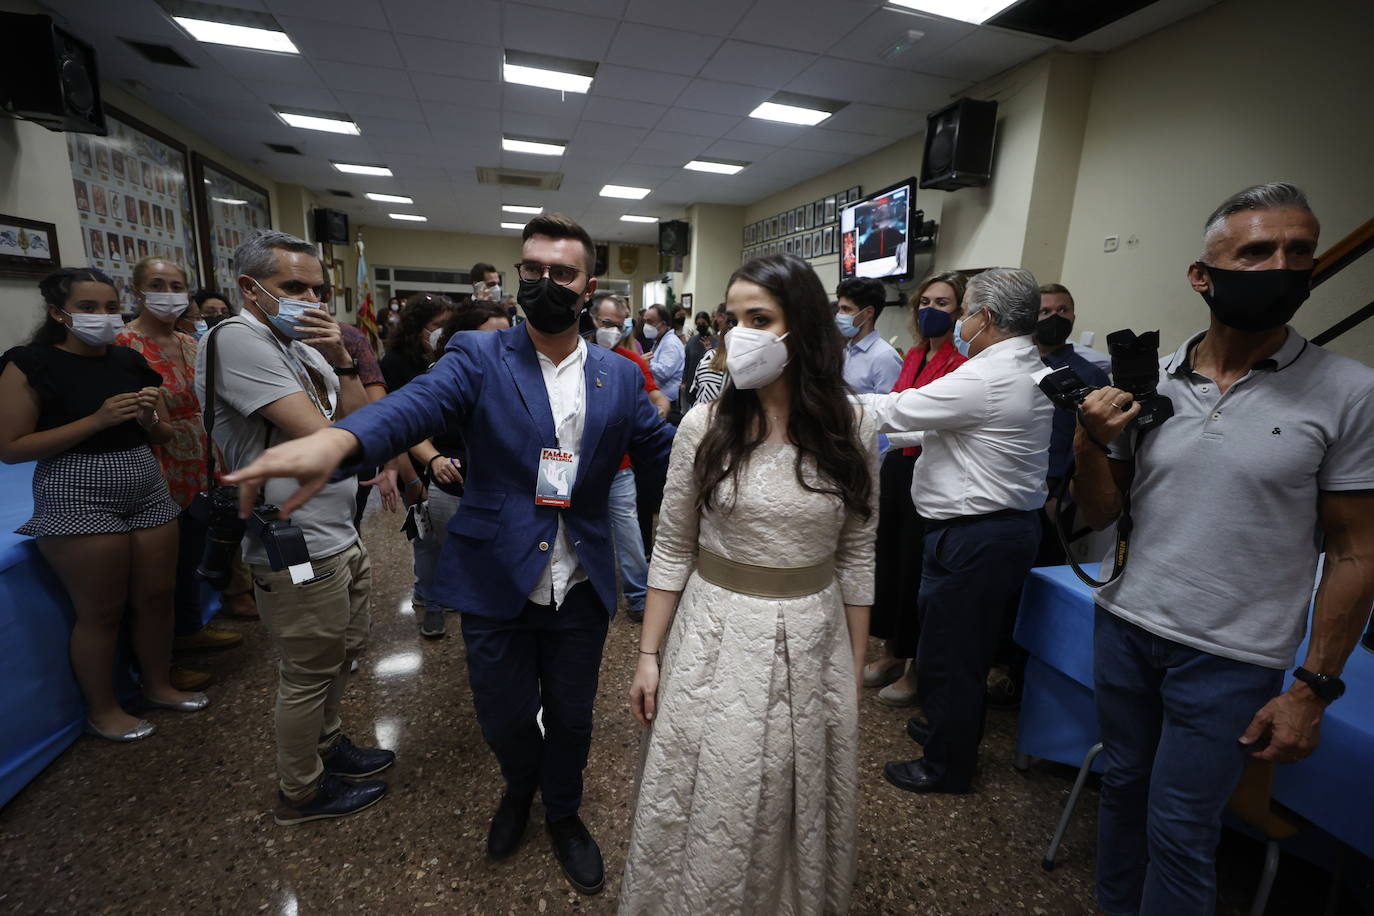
top-left (142, 291), bottom-right (188, 321)
top-left (427, 326), bottom-right (444, 352)
top-left (642, 323), bottom-right (659, 340)
top-left (595, 326), bottom-right (622, 349)
top-left (63, 311), bottom-right (123, 346)
top-left (725, 327), bottom-right (790, 390)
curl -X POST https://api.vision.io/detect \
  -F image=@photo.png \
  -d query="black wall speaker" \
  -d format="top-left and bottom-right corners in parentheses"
top-left (919, 98), bottom-right (998, 192)
top-left (0, 13), bottom-right (105, 135)
top-left (312, 208), bottom-right (350, 245)
top-left (659, 220), bottom-right (690, 257)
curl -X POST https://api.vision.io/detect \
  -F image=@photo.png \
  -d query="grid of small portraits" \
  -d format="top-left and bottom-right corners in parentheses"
top-left (67, 109), bottom-right (200, 308)
top-left (739, 186), bottom-right (861, 264)
top-left (194, 154), bottom-right (272, 299)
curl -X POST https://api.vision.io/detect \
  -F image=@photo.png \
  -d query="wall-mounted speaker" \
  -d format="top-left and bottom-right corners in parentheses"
top-left (312, 208), bottom-right (350, 245)
top-left (919, 98), bottom-right (998, 192)
top-left (659, 220), bottom-right (690, 257)
top-left (0, 12), bottom-right (106, 135)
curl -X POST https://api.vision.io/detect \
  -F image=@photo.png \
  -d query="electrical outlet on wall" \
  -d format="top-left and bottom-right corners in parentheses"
top-left (1103, 235), bottom-right (1120, 253)
top-left (1126, 235), bottom-right (1140, 250)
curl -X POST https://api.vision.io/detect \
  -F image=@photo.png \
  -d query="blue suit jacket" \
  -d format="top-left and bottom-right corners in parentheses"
top-left (336, 325), bottom-right (675, 620)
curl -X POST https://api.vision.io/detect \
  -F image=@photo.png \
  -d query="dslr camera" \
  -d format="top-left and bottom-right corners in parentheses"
top-left (190, 485), bottom-right (245, 591)
top-left (246, 505), bottom-right (312, 572)
top-left (1036, 329), bottom-right (1174, 432)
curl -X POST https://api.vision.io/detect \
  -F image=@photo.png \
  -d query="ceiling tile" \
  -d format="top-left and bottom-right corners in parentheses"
top-left (917, 26), bottom-right (1055, 82)
top-left (588, 65), bottom-right (690, 106)
top-left (605, 23), bottom-right (724, 76)
top-left (410, 74), bottom-right (501, 109)
top-left (499, 111), bottom-right (583, 142)
top-left (827, 8), bottom-right (976, 70)
top-left (334, 90), bottom-right (427, 122)
top-left (501, 84), bottom-right (588, 121)
top-left (382, 0), bottom-right (502, 43)
top-left (622, 0), bottom-right (751, 37)
top-left (674, 79), bottom-right (771, 117)
top-left (200, 45), bottom-right (323, 86)
top-left (512, 0), bottom-right (630, 18)
top-left (627, 146), bottom-right (692, 168)
top-left (313, 61), bottom-right (418, 98)
top-left (819, 103), bottom-right (923, 138)
top-left (729, 0), bottom-right (870, 54)
top-left (720, 118), bottom-right (811, 146)
top-left (277, 18), bottom-right (404, 68)
top-left (241, 81), bottom-right (343, 111)
top-left (501, 4), bottom-right (619, 58)
top-left (634, 131), bottom-right (715, 156)
top-left (787, 128), bottom-right (893, 157)
top-left (654, 107), bottom-right (742, 138)
top-left (702, 139), bottom-right (780, 161)
top-left (581, 96), bottom-right (666, 129)
top-left (570, 121), bottom-right (650, 152)
top-left (700, 40), bottom-right (818, 89)
top-left (398, 37), bottom-right (501, 81)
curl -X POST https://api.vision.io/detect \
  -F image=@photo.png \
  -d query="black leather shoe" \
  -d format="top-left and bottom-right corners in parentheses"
top-left (905, 717), bottom-right (931, 745)
top-left (547, 815), bottom-right (605, 895)
top-left (883, 759), bottom-right (969, 795)
top-left (487, 791), bottom-right (534, 861)
top-left (323, 735), bottom-right (396, 778)
top-left (274, 774), bottom-right (387, 825)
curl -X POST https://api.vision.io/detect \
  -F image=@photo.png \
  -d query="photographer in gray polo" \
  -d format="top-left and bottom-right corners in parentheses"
top-left (196, 230), bottom-right (395, 825)
top-left (1073, 183), bottom-right (1374, 916)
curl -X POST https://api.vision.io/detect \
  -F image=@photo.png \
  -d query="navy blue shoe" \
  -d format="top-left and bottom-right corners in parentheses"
top-left (548, 815), bottom-right (605, 895)
top-left (323, 735), bottom-right (395, 778)
top-left (274, 774), bottom-right (387, 825)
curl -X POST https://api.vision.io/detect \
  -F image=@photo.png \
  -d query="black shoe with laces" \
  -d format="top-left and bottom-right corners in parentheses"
top-left (487, 791), bottom-right (535, 860)
top-left (274, 774), bottom-right (387, 826)
top-left (322, 735), bottom-right (396, 779)
top-left (547, 814), bottom-right (604, 895)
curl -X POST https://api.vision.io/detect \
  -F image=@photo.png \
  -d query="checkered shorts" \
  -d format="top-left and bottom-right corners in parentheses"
top-left (17, 446), bottom-right (181, 537)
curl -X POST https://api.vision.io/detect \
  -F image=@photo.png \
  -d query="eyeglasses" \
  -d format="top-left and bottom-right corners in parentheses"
top-left (515, 260), bottom-right (583, 286)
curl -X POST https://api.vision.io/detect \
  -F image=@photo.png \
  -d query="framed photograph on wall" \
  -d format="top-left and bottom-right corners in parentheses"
top-left (846, 186), bottom-right (861, 203)
top-left (680, 293), bottom-right (693, 312)
top-left (812, 230), bottom-right (823, 256)
top-left (64, 105), bottom-right (201, 305)
top-left (823, 226), bottom-right (835, 255)
top-left (803, 203), bottom-right (813, 230)
top-left (0, 213), bottom-right (62, 279)
top-left (825, 195), bottom-right (837, 223)
top-left (193, 152), bottom-right (272, 300)
top-left (802, 233), bottom-right (813, 259)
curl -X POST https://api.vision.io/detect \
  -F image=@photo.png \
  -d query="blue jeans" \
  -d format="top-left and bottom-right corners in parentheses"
top-left (1093, 606), bottom-right (1284, 916)
top-left (608, 466), bottom-right (647, 612)
top-left (411, 488), bottom-right (461, 607)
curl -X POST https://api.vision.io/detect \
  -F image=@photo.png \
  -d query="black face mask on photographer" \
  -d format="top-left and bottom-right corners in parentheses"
top-left (1197, 264), bottom-right (1312, 333)
top-left (1034, 313), bottom-right (1073, 348)
top-left (518, 276), bottom-right (583, 334)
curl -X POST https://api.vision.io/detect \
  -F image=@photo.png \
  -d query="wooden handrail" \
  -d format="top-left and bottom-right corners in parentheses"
top-left (1312, 214), bottom-right (1374, 289)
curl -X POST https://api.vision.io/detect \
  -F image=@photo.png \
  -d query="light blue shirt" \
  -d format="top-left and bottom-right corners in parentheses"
top-left (843, 329), bottom-right (903, 395)
top-left (649, 330), bottom-right (685, 402)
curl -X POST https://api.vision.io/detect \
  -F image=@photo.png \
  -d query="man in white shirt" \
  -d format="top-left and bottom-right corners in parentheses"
top-left (836, 277), bottom-right (903, 394)
top-left (644, 304), bottom-right (685, 404)
top-left (859, 267), bottom-right (1052, 794)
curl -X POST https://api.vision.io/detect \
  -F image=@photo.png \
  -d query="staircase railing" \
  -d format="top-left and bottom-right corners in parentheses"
top-left (1311, 215), bottom-right (1374, 346)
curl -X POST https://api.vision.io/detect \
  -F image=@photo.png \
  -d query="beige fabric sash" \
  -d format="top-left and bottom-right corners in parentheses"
top-left (695, 547), bottom-right (835, 599)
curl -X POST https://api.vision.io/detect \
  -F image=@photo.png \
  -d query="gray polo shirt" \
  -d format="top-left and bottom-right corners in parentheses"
top-left (1096, 327), bottom-right (1374, 669)
top-left (194, 315), bottom-right (358, 567)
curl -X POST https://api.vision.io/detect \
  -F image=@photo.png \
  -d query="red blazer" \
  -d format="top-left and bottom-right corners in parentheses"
top-left (892, 340), bottom-right (967, 457)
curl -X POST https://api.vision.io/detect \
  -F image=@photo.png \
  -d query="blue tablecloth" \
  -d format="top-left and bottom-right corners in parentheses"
top-left (1015, 564), bottom-right (1374, 861)
top-left (0, 461), bottom-right (220, 809)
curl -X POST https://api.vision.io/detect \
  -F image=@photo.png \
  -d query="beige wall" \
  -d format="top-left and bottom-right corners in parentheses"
top-left (1059, 0), bottom-right (1374, 365)
top-left (683, 203), bottom-right (746, 309)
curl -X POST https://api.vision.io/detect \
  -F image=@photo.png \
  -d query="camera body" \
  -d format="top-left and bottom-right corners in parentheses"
top-left (246, 505), bottom-right (312, 573)
top-left (1035, 328), bottom-right (1174, 432)
top-left (190, 485), bottom-right (245, 591)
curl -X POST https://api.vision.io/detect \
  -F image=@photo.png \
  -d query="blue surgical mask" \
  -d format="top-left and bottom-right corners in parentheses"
top-left (952, 318), bottom-right (970, 356)
top-left (835, 312), bottom-right (862, 339)
top-left (192, 319), bottom-right (209, 339)
top-left (252, 279), bottom-right (313, 341)
top-left (917, 306), bottom-right (953, 339)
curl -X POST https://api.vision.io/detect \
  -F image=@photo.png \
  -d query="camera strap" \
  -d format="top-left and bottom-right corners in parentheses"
top-left (1052, 425), bottom-right (1150, 589)
top-left (200, 321), bottom-right (229, 493)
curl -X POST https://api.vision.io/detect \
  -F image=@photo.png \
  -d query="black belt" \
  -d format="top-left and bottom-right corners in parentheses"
top-left (921, 507), bottom-right (1036, 533)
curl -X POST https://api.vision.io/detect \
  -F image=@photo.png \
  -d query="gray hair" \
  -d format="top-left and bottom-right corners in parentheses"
top-left (1200, 182), bottom-right (1314, 260)
top-left (231, 230), bottom-right (322, 305)
top-left (590, 291), bottom-right (627, 321)
top-left (964, 267), bottom-right (1040, 335)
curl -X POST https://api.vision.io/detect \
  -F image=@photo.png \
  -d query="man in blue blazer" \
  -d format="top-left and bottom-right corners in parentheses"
top-left (225, 214), bottom-right (675, 896)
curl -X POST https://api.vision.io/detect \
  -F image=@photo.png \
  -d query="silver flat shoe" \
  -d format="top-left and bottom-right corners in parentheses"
top-left (84, 718), bottom-right (157, 742)
top-left (143, 692), bottom-right (210, 712)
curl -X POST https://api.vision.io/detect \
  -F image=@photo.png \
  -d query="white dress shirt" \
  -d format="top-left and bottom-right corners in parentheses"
top-left (529, 338), bottom-right (589, 607)
top-left (858, 336), bottom-right (1053, 520)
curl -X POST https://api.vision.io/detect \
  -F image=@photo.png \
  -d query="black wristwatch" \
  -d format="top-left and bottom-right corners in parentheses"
top-left (334, 360), bottom-right (359, 377)
top-left (1293, 667), bottom-right (1345, 703)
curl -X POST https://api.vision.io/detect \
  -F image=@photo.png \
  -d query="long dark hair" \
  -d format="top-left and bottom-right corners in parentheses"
top-left (30, 267), bottom-right (117, 346)
top-left (693, 254), bottom-right (872, 520)
top-left (393, 293), bottom-right (454, 366)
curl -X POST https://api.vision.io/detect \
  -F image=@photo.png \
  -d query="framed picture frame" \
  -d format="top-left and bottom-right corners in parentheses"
top-left (344, 287), bottom-right (354, 313)
top-left (193, 152), bottom-right (272, 301)
top-left (65, 104), bottom-right (200, 305)
top-left (802, 233), bottom-right (813, 259)
top-left (846, 186), bottom-right (862, 203)
top-left (813, 200), bottom-right (824, 226)
top-left (803, 203), bottom-right (813, 230)
top-left (825, 195), bottom-right (837, 223)
top-left (823, 226), bottom-right (835, 255)
top-left (0, 213), bottom-right (62, 279)
top-left (793, 206), bottom-right (804, 231)
top-left (812, 230), bottom-right (823, 256)
top-left (680, 293), bottom-right (693, 311)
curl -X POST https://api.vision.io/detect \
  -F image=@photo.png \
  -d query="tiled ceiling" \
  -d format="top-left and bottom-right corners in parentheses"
top-left (38, 0), bottom-right (1213, 243)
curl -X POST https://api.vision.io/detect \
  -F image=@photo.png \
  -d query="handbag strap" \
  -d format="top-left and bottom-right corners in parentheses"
top-left (201, 322), bottom-right (226, 492)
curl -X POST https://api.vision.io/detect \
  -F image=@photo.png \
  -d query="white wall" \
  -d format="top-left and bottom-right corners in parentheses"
top-left (1059, 0), bottom-right (1374, 365)
top-left (683, 202), bottom-right (746, 308)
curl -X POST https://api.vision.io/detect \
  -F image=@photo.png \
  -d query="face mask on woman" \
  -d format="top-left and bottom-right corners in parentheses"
top-left (142, 291), bottom-right (188, 321)
top-left (63, 311), bottom-right (124, 346)
top-left (725, 327), bottom-right (790, 389)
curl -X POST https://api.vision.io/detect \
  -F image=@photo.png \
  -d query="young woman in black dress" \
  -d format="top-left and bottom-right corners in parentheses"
top-left (0, 268), bottom-right (209, 741)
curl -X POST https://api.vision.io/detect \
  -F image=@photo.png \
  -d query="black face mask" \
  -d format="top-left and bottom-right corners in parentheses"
top-left (1034, 313), bottom-right (1073, 348)
top-left (517, 277), bottom-right (582, 334)
top-left (1198, 264), bottom-right (1312, 332)
top-left (203, 314), bottom-right (228, 329)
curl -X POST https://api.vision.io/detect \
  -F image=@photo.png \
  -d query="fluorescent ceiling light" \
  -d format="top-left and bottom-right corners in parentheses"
top-left (172, 16), bottom-right (297, 53)
top-left (333, 162), bottom-right (392, 176)
top-left (366, 192), bottom-right (413, 203)
top-left (273, 108), bottom-right (359, 135)
top-left (389, 213), bottom-right (427, 222)
top-left (600, 184), bottom-right (651, 200)
top-left (502, 204), bottom-right (543, 214)
top-left (213, 197), bottom-right (247, 205)
top-left (502, 49), bottom-right (597, 94)
top-left (502, 136), bottom-right (566, 156)
top-left (620, 215), bottom-right (658, 223)
top-left (684, 158), bottom-right (748, 175)
top-left (500, 222), bottom-right (526, 230)
top-left (884, 0), bottom-right (1018, 24)
top-left (749, 101), bottom-right (832, 126)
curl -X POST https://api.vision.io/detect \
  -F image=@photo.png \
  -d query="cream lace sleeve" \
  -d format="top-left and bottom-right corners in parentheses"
top-left (645, 403), bottom-right (710, 592)
top-left (835, 408), bottom-right (880, 606)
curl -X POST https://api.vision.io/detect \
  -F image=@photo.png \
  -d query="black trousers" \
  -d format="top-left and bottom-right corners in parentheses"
top-left (459, 581), bottom-right (609, 820)
top-left (916, 511), bottom-right (1040, 790)
top-left (174, 508), bottom-right (207, 636)
top-left (870, 451), bottom-right (925, 656)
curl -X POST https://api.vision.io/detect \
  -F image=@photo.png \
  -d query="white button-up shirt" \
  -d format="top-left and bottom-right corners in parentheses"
top-left (859, 335), bottom-right (1052, 520)
top-left (529, 338), bottom-right (589, 607)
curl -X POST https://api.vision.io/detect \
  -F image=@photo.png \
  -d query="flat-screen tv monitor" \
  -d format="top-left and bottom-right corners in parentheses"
top-left (838, 178), bottom-right (915, 283)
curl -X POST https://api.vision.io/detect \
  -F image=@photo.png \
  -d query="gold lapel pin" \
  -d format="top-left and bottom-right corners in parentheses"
top-left (595, 377), bottom-right (603, 388)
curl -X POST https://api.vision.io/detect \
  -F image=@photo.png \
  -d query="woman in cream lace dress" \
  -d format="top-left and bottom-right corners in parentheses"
top-left (622, 254), bottom-right (879, 915)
